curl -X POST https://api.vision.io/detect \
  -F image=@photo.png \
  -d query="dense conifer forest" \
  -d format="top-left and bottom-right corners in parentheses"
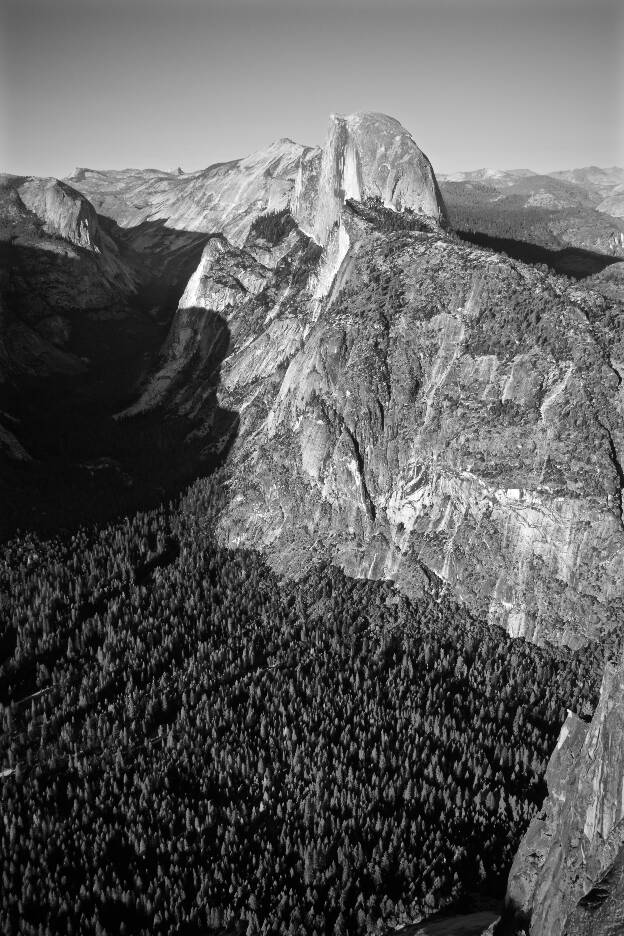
top-left (0, 475), bottom-right (603, 936)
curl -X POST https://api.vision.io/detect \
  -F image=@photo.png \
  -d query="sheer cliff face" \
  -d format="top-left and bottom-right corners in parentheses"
top-left (218, 215), bottom-right (624, 647)
top-left (292, 112), bottom-right (446, 299)
top-left (13, 176), bottom-right (104, 252)
top-left (293, 112), bottom-right (446, 244)
top-left (504, 658), bottom-right (624, 935)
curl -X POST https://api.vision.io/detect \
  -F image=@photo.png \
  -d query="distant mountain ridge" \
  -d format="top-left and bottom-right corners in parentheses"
top-left (439, 165), bottom-right (624, 226)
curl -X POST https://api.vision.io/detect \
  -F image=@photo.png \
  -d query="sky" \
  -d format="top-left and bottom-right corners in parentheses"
top-left (1, 0), bottom-right (622, 178)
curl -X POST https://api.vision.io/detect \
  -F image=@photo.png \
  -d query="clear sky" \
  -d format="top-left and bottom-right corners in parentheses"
top-left (1, 0), bottom-right (622, 179)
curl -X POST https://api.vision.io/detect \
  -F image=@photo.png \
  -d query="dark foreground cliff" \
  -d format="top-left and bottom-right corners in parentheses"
top-left (502, 654), bottom-right (624, 935)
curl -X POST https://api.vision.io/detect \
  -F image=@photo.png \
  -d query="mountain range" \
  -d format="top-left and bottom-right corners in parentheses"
top-left (1, 112), bottom-right (624, 934)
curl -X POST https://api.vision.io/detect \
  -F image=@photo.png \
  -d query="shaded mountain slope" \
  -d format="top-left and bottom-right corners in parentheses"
top-left (0, 176), bottom-right (222, 536)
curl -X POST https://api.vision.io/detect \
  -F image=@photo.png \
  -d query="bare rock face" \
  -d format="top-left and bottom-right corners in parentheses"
top-left (294, 112), bottom-right (446, 243)
top-left (120, 214), bottom-right (320, 456)
top-left (213, 207), bottom-right (624, 647)
top-left (15, 177), bottom-right (103, 251)
top-left (563, 846), bottom-right (624, 934)
top-left (597, 186), bottom-right (624, 220)
top-left (292, 112), bottom-right (446, 298)
top-left (503, 656), bottom-right (624, 935)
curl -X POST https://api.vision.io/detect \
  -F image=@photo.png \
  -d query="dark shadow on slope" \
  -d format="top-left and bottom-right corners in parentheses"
top-left (0, 235), bottom-right (237, 541)
top-left (99, 216), bottom-right (215, 324)
top-left (455, 228), bottom-right (621, 279)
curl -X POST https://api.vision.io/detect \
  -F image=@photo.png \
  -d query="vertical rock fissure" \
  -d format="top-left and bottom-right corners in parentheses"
top-left (598, 419), bottom-right (624, 523)
top-left (344, 423), bottom-right (376, 523)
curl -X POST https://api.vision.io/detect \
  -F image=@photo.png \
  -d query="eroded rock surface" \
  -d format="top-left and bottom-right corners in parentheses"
top-left (503, 656), bottom-right (624, 935)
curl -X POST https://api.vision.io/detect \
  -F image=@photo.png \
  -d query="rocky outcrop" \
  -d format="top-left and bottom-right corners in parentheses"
top-left (563, 846), bottom-right (624, 934)
top-left (294, 112), bottom-right (446, 243)
top-left (503, 655), bottom-right (624, 935)
top-left (15, 177), bottom-right (103, 251)
top-left (597, 187), bottom-right (624, 219)
top-left (121, 218), bottom-right (318, 426)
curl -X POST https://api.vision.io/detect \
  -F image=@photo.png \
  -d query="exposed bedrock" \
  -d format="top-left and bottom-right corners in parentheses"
top-left (212, 214), bottom-right (624, 648)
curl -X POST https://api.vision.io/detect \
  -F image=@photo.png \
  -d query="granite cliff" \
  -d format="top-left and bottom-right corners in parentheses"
top-left (129, 183), bottom-right (624, 647)
top-left (0, 175), bottom-right (141, 464)
top-left (502, 654), bottom-right (624, 935)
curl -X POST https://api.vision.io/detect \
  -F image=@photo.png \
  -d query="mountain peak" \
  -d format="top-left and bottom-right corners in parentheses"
top-left (293, 110), bottom-right (446, 248)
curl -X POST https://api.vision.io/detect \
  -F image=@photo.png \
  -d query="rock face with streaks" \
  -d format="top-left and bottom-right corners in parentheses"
top-left (294, 112), bottom-right (446, 240)
top-left (131, 178), bottom-right (624, 646)
top-left (293, 112), bottom-right (446, 298)
top-left (222, 208), bottom-right (624, 646)
top-left (502, 655), bottom-right (624, 935)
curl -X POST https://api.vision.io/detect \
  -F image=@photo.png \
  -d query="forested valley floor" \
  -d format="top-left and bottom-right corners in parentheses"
top-left (0, 474), bottom-right (604, 936)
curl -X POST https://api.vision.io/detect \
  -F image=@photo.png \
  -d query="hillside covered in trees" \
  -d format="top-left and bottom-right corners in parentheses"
top-left (0, 475), bottom-right (605, 936)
